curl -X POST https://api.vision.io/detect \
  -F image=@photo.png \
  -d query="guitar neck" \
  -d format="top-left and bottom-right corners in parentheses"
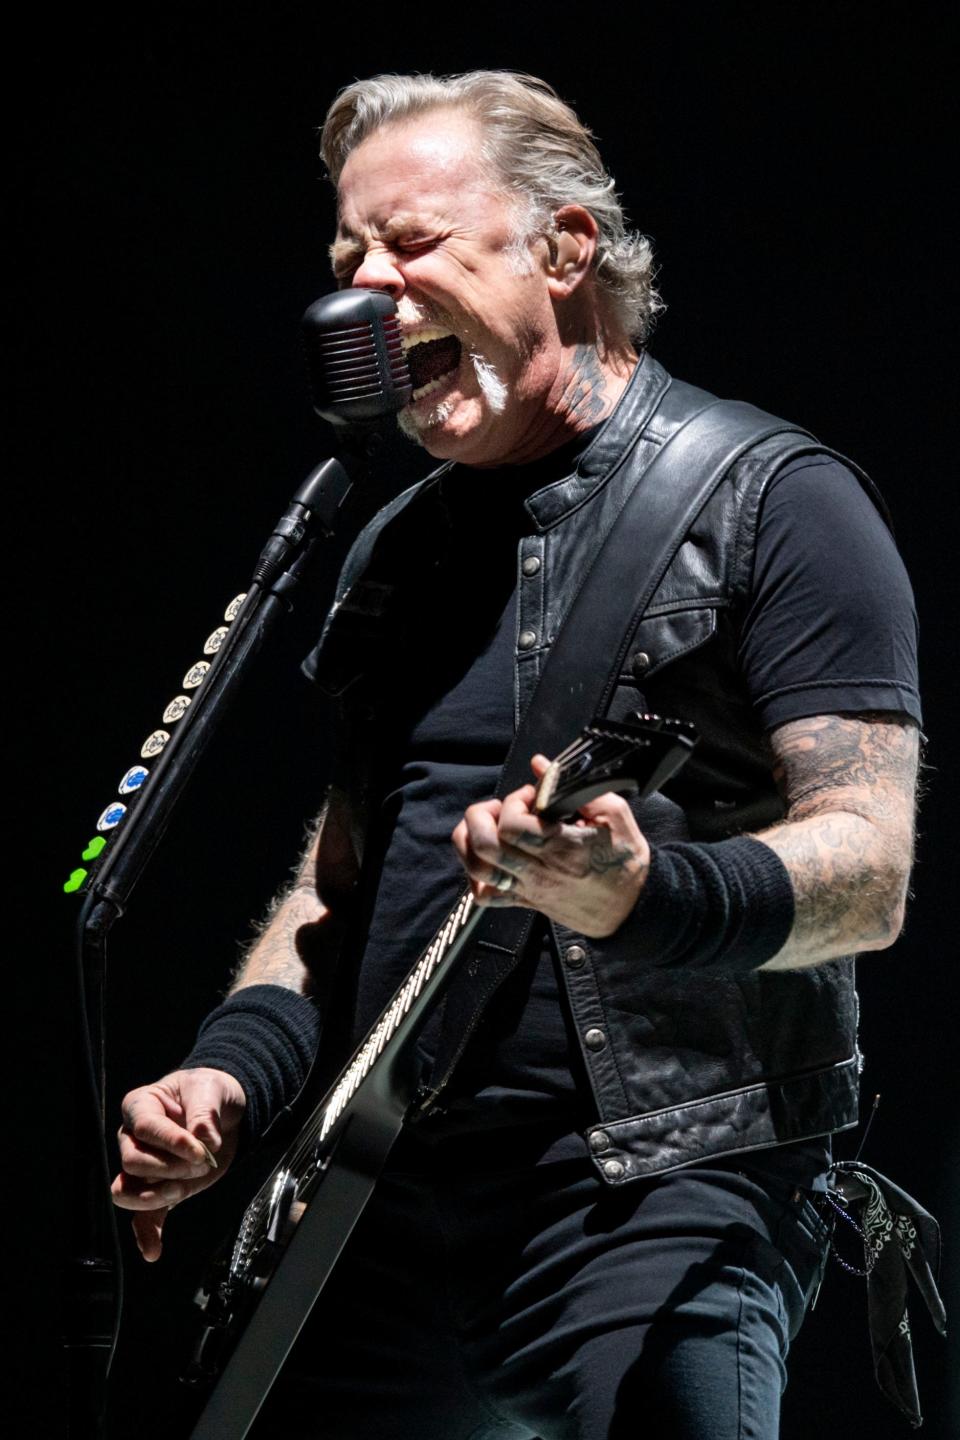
top-left (272, 889), bottom-right (478, 1181)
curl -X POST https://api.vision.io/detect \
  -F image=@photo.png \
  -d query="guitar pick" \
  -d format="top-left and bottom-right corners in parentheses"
top-left (119, 765), bottom-right (149, 795)
top-left (163, 695), bottom-right (192, 724)
top-left (141, 729), bottom-right (170, 758)
top-left (204, 626), bottom-right (228, 655)
top-left (81, 836), bottom-right (106, 861)
top-left (224, 593), bottom-right (247, 622)
top-left (96, 802), bottom-right (127, 832)
top-left (63, 868), bottom-right (87, 894)
top-left (183, 661), bottom-right (210, 689)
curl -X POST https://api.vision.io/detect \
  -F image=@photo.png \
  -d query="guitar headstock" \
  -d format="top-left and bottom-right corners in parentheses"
top-left (534, 714), bottom-right (698, 821)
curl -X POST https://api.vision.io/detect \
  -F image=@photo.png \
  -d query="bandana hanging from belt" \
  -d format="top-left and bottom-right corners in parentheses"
top-left (826, 1161), bottom-right (947, 1428)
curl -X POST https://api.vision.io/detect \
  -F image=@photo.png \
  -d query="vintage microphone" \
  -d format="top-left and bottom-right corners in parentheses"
top-left (66, 290), bottom-right (410, 1438)
top-left (302, 288), bottom-right (411, 424)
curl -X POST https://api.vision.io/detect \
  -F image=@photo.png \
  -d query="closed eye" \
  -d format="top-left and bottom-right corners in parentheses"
top-left (397, 237), bottom-right (441, 257)
top-left (329, 232), bottom-right (443, 282)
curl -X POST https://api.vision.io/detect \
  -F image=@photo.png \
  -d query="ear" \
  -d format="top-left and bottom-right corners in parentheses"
top-left (544, 205), bottom-right (598, 300)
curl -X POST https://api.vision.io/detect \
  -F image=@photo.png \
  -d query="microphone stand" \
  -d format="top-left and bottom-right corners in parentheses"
top-left (66, 454), bottom-right (355, 1438)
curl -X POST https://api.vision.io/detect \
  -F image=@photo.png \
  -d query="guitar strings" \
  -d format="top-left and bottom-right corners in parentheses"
top-left (263, 890), bottom-right (477, 1186)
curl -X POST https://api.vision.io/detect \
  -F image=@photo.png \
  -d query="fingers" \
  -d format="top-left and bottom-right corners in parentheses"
top-left (132, 1208), bottom-right (170, 1264)
top-left (177, 1067), bottom-right (245, 1157)
top-left (117, 1126), bottom-right (214, 1183)
top-left (452, 768), bottom-right (593, 903)
top-left (452, 798), bottom-right (544, 902)
top-left (450, 759), bottom-right (648, 924)
top-left (574, 789), bottom-right (636, 826)
top-left (113, 1068), bottom-right (246, 1261)
top-left (111, 1145), bottom-right (225, 1265)
top-left (118, 1120), bottom-right (210, 1186)
top-left (120, 1086), bottom-right (214, 1175)
top-left (498, 784), bottom-right (561, 852)
top-left (118, 1069), bottom-right (244, 1177)
top-left (112, 1166), bottom-right (212, 1265)
top-left (111, 1170), bottom-right (196, 1211)
top-left (464, 786), bottom-right (556, 858)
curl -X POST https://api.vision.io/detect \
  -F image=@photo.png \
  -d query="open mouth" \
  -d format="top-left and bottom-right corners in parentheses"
top-left (401, 326), bottom-right (463, 402)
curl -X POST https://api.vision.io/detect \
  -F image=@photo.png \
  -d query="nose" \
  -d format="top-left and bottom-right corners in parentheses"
top-left (351, 246), bottom-right (405, 300)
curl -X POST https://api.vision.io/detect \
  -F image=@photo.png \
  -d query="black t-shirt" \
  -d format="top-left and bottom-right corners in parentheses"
top-left (331, 446), bottom-right (920, 1172)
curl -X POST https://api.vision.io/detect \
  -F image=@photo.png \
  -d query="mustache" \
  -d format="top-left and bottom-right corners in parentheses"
top-left (396, 297), bottom-right (456, 334)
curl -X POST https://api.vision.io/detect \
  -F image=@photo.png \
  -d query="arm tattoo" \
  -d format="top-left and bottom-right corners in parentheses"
top-left (756, 713), bottom-right (920, 968)
top-left (230, 901), bottom-right (322, 993)
top-left (768, 712), bottom-right (918, 819)
top-left (229, 790), bottom-right (359, 996)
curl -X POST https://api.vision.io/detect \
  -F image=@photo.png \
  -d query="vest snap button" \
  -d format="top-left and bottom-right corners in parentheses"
top-left (564, 944), bottom-right (586, 968)
top-left (631, 650), bottom-right (651, 679)
top-left (521, 555), bottom-right (541, 577)
top-left (602, 1159), bottom-right (626, 1181)
top-left (589, 1129), bottom-right (610, 1152)
top-left (518, 629), bottom-right (538, 650)
top-left (584, 1027), bottom-right (607, 1051)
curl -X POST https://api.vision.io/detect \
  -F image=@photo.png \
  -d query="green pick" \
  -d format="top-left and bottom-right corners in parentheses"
top-left (82, 836), bottom-right (107, 861)
top-left (64, 868), bottom-right (88, 894)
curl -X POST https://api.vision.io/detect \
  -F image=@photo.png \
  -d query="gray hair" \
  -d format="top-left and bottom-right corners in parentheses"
top-left (320, 71), bottom-right (663, 343)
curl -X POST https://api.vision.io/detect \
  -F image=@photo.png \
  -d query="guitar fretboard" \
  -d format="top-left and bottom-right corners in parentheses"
top-left (247, 888), bottom-right (479, 1223)
top-left (318, 889), bottom-right (476, 1141)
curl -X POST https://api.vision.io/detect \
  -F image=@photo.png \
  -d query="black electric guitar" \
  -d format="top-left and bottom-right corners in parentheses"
top-left (184, 713), bottom-right (696, 1440)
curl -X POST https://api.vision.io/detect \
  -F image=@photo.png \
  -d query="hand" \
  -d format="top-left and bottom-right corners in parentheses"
top-left (451, 755), bottom-right (651, 938)
top-left (111, 1067), bottom-right (246, 1262)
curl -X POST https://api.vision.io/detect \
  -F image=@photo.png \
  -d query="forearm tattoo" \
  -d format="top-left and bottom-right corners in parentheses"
top-left (757, 713), bottom-right (920, 968)
top-left (230, 901), bottom-right (321, 994)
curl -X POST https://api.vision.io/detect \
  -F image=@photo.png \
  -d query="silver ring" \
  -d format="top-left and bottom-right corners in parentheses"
top-left (493, 871), bottom-right (515, 893)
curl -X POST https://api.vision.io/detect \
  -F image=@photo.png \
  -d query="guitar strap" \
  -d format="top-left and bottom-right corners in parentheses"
top-left (422, 382), bottom-right (820, 1105)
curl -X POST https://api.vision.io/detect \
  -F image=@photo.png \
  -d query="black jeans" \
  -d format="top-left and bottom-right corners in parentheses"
top-left (253, 1144), bottom-right (831, 1440)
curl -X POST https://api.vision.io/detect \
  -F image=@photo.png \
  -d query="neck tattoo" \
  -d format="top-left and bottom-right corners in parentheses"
top-left (566, 344), bottom-right (609, 425)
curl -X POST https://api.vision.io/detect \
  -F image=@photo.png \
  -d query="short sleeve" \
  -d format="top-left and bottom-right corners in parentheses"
top-left (738, 456), bottom-right (921, 731)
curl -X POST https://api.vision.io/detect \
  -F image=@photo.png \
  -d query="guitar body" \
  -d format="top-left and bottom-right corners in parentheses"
top-left (188, 1053), bottom-right (417, 1440)
top-left (188, 1122), bottom-right (401, 1440)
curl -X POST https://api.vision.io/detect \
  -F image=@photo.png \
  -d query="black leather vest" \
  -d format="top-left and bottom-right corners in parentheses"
top-left (306, 352), bottom-right (883, 1183)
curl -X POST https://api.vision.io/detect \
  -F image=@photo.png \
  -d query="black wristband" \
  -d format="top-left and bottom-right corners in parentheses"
top-left (180, 984), bottom-right (321, 1144)
top-left (616, 835), bottom-right (795, 972)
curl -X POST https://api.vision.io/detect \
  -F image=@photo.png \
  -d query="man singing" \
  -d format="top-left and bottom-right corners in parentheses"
top-left (113, 72), bottom-right (920, 1438)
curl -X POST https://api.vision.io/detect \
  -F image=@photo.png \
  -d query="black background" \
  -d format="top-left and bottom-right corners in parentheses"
top-left (17, 6), bottom-right (956, 1437)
